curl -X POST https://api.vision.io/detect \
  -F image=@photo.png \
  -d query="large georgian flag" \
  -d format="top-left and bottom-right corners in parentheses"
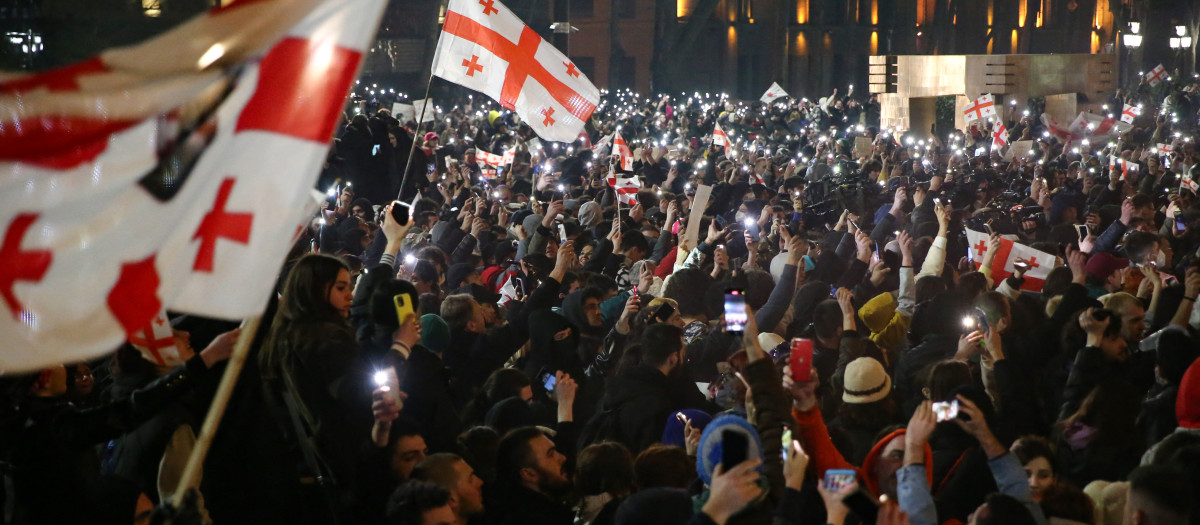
top-left (962, 94), bottom-right (996, 123)
top-left (431, 0), bottom-right (600, 143)
top-left (964, 228), bottom-right (1055, 292)
top-left (0, 0), bottom-right (385, 372)
top-left (760, 82), bottom-right (789, 104)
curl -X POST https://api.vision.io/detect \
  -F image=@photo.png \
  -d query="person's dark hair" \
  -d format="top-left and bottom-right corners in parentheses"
top-left (640, 324), bottom-right (684, 367)
top-left (386, 480), bottom-right (451, 525)
top-left (744, 270), bottom-right (774, 310)
top-left (812, 300), bottom-right (843, 340)
top-left (388, 416), bottom-right (425, 447)
top-left (974, 291), bottom-right (1009, 327)
top-left (462, 368), bottom-right (532, 426)
top-left (974, 492), bottom-right (1037, 525)
top-left (662, 268), bottom-right (714, 317)
top-left (1057, 379), bottom-right (1142, 459)
top-left (260, 254), bottom-right (350, 374)
top-left (958, 272), bottom-right (989, 302)
top-left (495, 426), bottom-right (545, 485)
top-left (413, 259), bottom-right (440, 285)
top-left (1041, 266), bottom-right (1073, 298)
top-left (457, 426), bottom-right (501, 484)
top-left (415, 245), bottom-right (449, 274)
top-left (619, 230), bottom-right (649, 255)
top-left (1039, 483), bottom-right (1095, 524)
top-left (1155, 329), bottom-right (1198, 385)
top-left (1011, 435), bottom-right (1056, 469)
top-left (575, 441), bottom-right (635, 498)
top-left (587, 273), bottom-right (619, 295)
top-left (1123, 231), bottom-right (1160, 264)
top-left (914, 275), bottom-right (946, 305)
top-left (633, 445), bottom-right (696, 490)
top-left (1127, 465), bottom-right (1193, 524)
top-left (924, 360), bottom-right (972, 401)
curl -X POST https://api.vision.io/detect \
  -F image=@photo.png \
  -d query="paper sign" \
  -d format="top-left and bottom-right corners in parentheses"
top-left (853, 137), bottom-right (872, 159)
top-left (411, 98), bottom-right (435, 122)
top-left (1004, 140), bottom-right (1034, 162)
top-left (392, 102), bottom-right (415, 122)
top-left (683, 184), bottom-right (713, 247)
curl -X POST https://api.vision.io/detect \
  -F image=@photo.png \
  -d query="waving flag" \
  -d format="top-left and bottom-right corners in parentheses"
top-left (613, 130), bottom-right (633, 171)
top-left (1120, 104), bottom-right (1142, 124)
top-left (607, 169), bottom-right (641, 205)
top-left (760, 82), bottom-right (789, 104)
top-left (431, 0), bottom-right (600, 143)
top-left (964, 229), bottom-right (1054, 292)
top-left (0, 0), bottom-right (383, 372)
top-left (963, 94), bottom-right (996, 123)
top-left (991, 122), bottom-right (1009, 150)
top-left (1041, 112), bottom-right (1129, 149)
top-left (1183, 170), bottom-right (1200, 194)
top-left (1146, 64), bottom-right (1168, 87)
top-left (712, 122), bottom-right (731, 148)
top-left (1109, 156), bottom-right (1140, 181)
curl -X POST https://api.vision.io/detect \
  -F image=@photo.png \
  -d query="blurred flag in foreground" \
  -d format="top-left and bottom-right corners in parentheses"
top-left (0, 0), bottom-right (385, 372)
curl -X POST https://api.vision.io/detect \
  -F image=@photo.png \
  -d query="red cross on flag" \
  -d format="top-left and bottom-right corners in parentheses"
top-left (613, 130), bottom-right (634, 172)
top-left (964, 228), bottom-right (1054, 292)
top-left (1146, 64), bottom-right (1168, 86)
top-left (991, 122), bottom-right (1009, 150)
top-left (606, 169), bottom-right (641, 206)
top-left (1183, 170), bottom-right (1200, 194)
top-left (712, 122), bottom-right (731, 148)
top-left (431, 0), bottom-right (600, 143)
top-left (0, 0), bottom-right (383, 372)
top-left (1109, 156), bottom-right (1140, 181)
top-left (1120, 104), bottom-right (1142, 124)
top-left (502, 148), bottom-right (516, 166)
top-left (962, 94), bottom-right (997, 123)
top-left (128, 312), bottom-right (185, 367)
top-left (760, 82), bottom-right (789, 104)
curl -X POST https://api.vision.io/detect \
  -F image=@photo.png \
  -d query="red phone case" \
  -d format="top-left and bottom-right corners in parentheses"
top-left (790, 339), bottom-right (813, 382)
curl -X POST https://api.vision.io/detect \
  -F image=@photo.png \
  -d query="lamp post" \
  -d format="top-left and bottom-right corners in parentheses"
top-left (1122, 22), bottom-right (1143, 88)
top-left (1169, 26), bottom-right (1193, 76)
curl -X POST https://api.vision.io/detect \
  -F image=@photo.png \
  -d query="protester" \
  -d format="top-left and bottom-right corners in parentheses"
top-left (7, 71), bottom-right (1200, 525)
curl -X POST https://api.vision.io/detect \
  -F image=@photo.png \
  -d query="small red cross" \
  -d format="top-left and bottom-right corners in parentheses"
top-left (129, 323), bottom-right (174, 365)
top-left (479, 0), bottom-right (498, 15)
top-left (541, 107), bottom-right (556, 127)
top-left (1026, 257), bottom-right (1040, 268)
top-left (1146, 66), bottom-right (1167, 85)
top-left (973, 240), bottom-right (988, 258)
top-left (462, 55), bottom-right (484, 77)
top-left (964, 97), bottom-right (994, 121)
top-left (0, 214), bottom-right (53, 320)
top-left (192, 177), bottom-right (253, 273)
top-left (564, 62), bottom-right (579, 78)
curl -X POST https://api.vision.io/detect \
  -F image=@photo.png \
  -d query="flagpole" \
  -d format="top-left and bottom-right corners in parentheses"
top-left (397, 73), bottom-right (437, 201)
top-left (171, 315), bottom-right (262, 505)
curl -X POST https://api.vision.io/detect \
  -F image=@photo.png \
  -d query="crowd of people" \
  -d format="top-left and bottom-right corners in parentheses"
top-left (5, 68), bottom-right (1200, 525)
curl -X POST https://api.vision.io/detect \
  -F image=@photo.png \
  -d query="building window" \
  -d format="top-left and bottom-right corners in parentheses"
top-left (616, 0), bottom-right (635, 19)
top-left (571, 0), bottom-right (593, 19)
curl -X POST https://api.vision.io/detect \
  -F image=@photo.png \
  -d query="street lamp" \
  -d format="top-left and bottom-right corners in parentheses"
top-left (1123, 22), bottom-right (1142, 48)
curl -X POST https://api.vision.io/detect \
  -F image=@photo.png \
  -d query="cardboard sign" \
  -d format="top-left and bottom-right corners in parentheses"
top-left (683, 184), bottom-right (713, 246)
top-left (853, 137), bottom-right (873, 159)
top-left (1003, 140), bottom-right (1035, 162)
top-left (411, 98), bottom-right (435, 122)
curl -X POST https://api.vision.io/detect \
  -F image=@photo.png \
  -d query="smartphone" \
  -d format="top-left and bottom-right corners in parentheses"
top-left (721, 429), bottom-right (748, 468)
top-left (558, 223), bottom-right (568, 244)
top-left (654, 303), bottom-right (676, 323)
top-left (393, 293), bottom-right (416, 326)
top-left (723, 289), bottom-right (748, 335)
top-left (1176, 216), bottom-right (1187, 232)
top-left (932, 399), bottom-right (960, 422)
top-left (1076, 224), bottom-right (1089, 239)
top-left (781, 427), bottom-right (793, 461)
top-left (390, 201), bottom-right (410, 226)
top-left (537, 369), bottom-right (557, 393)
top-left (372, 144), bottom-right (380, 156)
top-left (789, 338), bottom-right (814, 382)
top-left (823, 469), bottom-right (857, 491)
top-left (373, 367), bottom-right (402, 406)
top-left (1013, 260), bottom-right (1030, 272)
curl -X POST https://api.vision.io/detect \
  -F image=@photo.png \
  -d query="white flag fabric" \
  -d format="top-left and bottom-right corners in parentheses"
top-left (1146, 64), bottom-right (1168, 86)
top-left (1119, 104), bottom-right (1141, 124)
top-left (411, 98), bottom-right (436, 122)
top-left (760, 82), bottom-right (789, 104)
top-left (0, 0), bottom-right (384, 372)
top-left (963, 94), bottom-right (997, 123)
top-left (1109, 156), bottom-right (1140, 180)
top-left (1042, 112), bottom-right (1129, 148)
top-left (430, 0), bottom-right (599, 143)
top-left (606, 171), bottom-right (641, 206)
top-left (613, 130), bottom-right (634, 172)
top-left (712, 122), bottom-right (731, 148)
top-left (964, 229), bottom-right (1055, 292)
top-left (991, 122), bottom-right (1009, 150)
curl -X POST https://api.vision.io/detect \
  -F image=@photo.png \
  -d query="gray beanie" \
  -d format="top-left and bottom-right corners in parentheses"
top-left (579, 201), bottom-right (603, 229)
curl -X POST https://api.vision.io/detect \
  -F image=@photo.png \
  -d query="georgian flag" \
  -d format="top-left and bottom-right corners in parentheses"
top-left (1109, 156), bottom-right (1140, 181)
top-left (0, 0), bottom-right (384, 372)
top-left (963, 94), bottom-right (997, 123)
top-left (712, 122), bottom-right (731, 148)
top-left (606, 170), bottom-right (641, 206)
top-left (1146, 64), bottom-right (1168, 87)
top-left (591, 132), bottom-right (613, 156)
top-left (760, 82), bottom-right (789, 104)
top-left (1183, 170), bottom-right (1200, 193)
top-left (1120, 104), bottom-right (1142, 124)
top-left (613, 130), bottom-right (633, 172)
top-left (501, 148), bottom-right (516, 166)
top-left (475, 150), bottom-right (504, 167)
top-left (430, 0), bottom-right (600, 143)
top-left (964, 228), bottom-right (1055, 292)
top-left (991, 122), bottom-right (1009, 150)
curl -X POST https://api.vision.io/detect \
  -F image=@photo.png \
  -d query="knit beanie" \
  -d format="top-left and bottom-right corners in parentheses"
top-left (419, 314), bottom-right (450, 354)
top-left (1084, 252), bottom-right (1129, 283)
top-left (661, 409), bottom-right (714, 449)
